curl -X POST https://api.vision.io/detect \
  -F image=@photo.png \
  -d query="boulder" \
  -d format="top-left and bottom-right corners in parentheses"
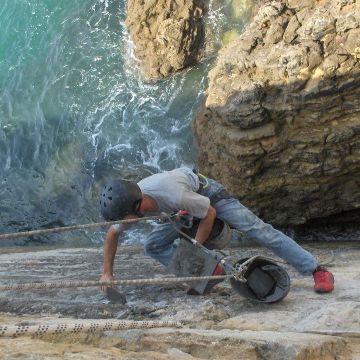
top-left (125, 0), bottom-right (206, 80)
top-left (193, 0), bottom-right (360, 226)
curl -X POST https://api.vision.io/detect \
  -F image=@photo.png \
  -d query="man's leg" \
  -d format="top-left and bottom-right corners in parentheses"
top-left (215, 198), bottom-right (317, 275)
top-left (144, 223), bottom-right (179, 266)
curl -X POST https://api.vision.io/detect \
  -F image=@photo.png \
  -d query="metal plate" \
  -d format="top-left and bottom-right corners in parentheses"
top-left (167, 239), bottom-right (219, 294)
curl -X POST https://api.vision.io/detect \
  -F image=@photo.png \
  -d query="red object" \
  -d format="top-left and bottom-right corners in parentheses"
top-left (186, 263), bottom-right (226, 295)
top-left (203, 263), bottom-right (226, 294)
top-left (313, 266), bottom-right (334, 293)
top-left (212, 263), bottom-right (226, 276)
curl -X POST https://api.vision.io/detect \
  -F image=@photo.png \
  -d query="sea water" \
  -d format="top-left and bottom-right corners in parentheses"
top-left (0, 0), bottom-right (249, 246)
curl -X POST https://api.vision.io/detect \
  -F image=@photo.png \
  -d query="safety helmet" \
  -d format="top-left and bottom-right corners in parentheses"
top-left (230, 257), bottom-right (290, 303)
top-left (100, 179), bottom-right (142, 220)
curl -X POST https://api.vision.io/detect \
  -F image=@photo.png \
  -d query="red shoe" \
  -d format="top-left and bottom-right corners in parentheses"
top-left (313, 266), bottom-right (334, 293)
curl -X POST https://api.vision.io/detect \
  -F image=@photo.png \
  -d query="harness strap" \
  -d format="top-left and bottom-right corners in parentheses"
top-left (193, 169), bottom-right (233, 206)
top-left (208, 188), bottom-right (233, 206)
top-left (193, 169), bottom-right (209, 193)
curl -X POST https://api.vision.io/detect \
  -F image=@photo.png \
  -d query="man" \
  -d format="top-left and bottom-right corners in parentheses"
top-left (99, 167), bottom-right (334, 294)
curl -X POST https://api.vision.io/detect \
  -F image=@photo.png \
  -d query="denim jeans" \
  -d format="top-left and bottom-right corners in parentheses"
top-left (144, 176), bottom-right (318, 275)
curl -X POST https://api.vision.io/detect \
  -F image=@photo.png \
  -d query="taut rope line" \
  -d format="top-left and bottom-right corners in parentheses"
top-left (0, 215), bottom-right (167, 241)
top-left (0, 275), bottom-right (232, 292)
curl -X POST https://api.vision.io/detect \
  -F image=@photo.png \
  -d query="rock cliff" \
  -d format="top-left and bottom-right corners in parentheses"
top-left (125, 0), bottom-right (206, 80)
top-left (193, 0), bottom-right (360, 226)
top-left (1, 244), bottom-right (360, 359)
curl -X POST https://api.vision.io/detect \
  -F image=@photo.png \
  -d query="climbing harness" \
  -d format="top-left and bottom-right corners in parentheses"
top-left (197, 172), bottom-right (209, 190)
top-left (193, 169), bottom-right (209, 192)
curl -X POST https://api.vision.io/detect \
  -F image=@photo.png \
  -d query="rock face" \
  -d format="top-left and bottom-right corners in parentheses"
top-left (193, 0), bottom-right (360, 226)
top-left (125, 0), bottom-right (206, 80)
top-left (0, 243), bottom-right (360, 359)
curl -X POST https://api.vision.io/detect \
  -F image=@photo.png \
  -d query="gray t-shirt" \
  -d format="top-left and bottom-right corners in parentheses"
top-left (137, 167), bottom-right (210, 219)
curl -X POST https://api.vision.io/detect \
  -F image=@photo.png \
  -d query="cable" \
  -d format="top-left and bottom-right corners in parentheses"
top-left (0, 275), bottom-right (231, 292)
top-left (0, 214), bottom-right (169, 241)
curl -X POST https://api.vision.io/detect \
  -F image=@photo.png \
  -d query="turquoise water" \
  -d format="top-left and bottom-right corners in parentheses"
top-left (0, 0), bottom-right (248, 246)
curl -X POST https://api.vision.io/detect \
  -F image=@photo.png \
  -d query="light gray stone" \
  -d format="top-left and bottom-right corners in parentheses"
top-left (193, 0), bottom-right (360, 226)
top-left (0, 244), bottom-right (359, 359)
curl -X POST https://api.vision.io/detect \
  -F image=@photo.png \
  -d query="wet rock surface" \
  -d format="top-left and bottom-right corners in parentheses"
top-left (0, 243), bottom-right (359, 359)
top-left (193, 0), bottom-right (360, 227)
top-left (125, 0), bottom-right (206, 80)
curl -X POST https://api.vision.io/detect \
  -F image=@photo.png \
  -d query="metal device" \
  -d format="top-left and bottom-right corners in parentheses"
top-left (167, 214), bottom-right (291, 302)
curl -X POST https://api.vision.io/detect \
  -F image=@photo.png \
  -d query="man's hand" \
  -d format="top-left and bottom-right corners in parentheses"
top-left (100, 273), bottom-right (114, 293)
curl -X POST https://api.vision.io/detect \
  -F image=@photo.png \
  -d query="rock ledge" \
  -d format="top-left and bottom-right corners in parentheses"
top-left (193, 0), bottom-right (360, 226)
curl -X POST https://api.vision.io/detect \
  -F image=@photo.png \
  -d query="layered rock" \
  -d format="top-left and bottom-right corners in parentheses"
top-left (125, 0), bottom-right (206, 80)
top-left (1, 244), bottom-right (360, 359)
top-left (193, 0), bottom-right (360, 226)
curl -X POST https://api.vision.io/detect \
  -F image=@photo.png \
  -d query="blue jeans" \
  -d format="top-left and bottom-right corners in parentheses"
top-left (144, 177), bottom-right (318, 275)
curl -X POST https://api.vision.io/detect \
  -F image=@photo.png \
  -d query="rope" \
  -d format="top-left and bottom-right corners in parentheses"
top-left (0, 215), bottom-right (167, 241)
top-left (305, 330), bottom-right (360, 338)
top-left (0, 275), bottom-right (231, 292)
top-left (0, 319), bottom-right (182, 338)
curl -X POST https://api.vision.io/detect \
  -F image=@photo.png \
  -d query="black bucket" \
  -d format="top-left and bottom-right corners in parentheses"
top-left (230, 257), bottom-right (291, 304)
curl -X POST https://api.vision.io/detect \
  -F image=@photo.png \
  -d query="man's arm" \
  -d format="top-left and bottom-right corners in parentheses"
top-left (179, 189), bottom-right (215, 244)
top-left (195, 206), bottom-right (217, 245)
top-left (100, 225), bottom-right (121, 292)
top-left (100, 214), bottom-right (138, 291)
